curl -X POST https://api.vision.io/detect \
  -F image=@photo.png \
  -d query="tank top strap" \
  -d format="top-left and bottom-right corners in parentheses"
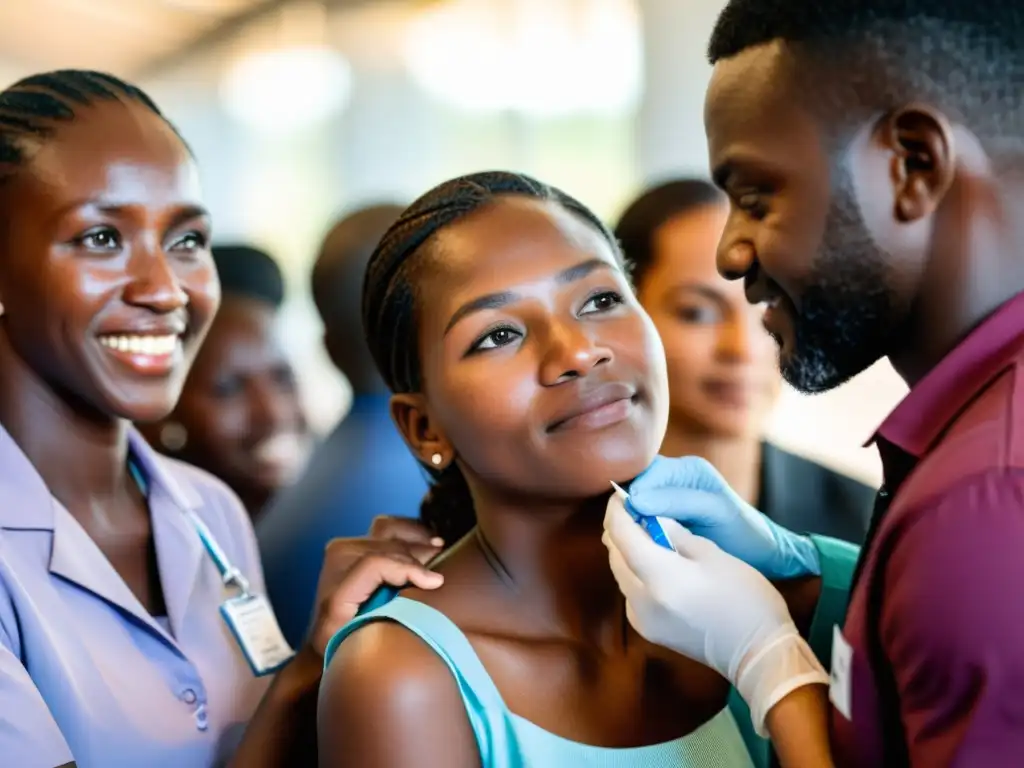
top-left (324, 596), bottom-right (519, 767)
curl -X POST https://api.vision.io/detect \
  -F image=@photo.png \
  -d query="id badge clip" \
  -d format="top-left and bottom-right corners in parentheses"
top-left (191, 513), bottom-right (294, 676)
top-left (220, 591), bottom-right (294, 677)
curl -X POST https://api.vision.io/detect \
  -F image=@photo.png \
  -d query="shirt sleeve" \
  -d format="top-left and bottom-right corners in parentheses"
top-left (0, 625), bottom-right (75, 768)
top-left (881, 473), bottom-right (1024, 765)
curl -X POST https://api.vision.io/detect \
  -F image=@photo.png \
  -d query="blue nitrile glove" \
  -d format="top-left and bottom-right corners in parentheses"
top-left (626, 455), bottom-right (820, 580)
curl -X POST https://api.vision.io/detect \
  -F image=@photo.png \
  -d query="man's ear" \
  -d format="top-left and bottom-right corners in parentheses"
top-left (390, 393), bottom-right (453, 468)
top-left (876, 103), bottom-right (956, 223)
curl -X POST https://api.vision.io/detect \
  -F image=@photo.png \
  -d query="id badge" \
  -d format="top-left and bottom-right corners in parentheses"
top-left (220, 593), bottom-right (294, 676)
top-left (829, 624), bottom-right (853, 720)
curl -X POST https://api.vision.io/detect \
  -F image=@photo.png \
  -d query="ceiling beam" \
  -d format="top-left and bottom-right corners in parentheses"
top-left (134, 0), bottom-right (370, 78)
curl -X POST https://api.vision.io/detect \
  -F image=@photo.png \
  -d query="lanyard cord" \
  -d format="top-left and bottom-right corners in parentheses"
top-left (127, 455), bottom-right (251, 595)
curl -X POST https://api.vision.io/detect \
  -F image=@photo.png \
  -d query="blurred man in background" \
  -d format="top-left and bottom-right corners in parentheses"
top-left (141, 244), bottom-right (312, 520)
top-left (257, 203), bottom-right (429, 647)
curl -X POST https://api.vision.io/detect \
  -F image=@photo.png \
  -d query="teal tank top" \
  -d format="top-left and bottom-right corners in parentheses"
top-left (324, 596), bottom-right (764, 767)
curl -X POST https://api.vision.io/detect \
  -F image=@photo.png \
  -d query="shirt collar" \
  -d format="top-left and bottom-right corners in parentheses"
top-left (125, 429), bottom-right (202, 510)
top-left (869, 290), bottom-right (1024, 460)
top-left (0, 425), bottom-right (200, 530)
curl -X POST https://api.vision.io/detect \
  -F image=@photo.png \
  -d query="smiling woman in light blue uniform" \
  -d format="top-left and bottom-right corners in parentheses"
top-left (0, 69), bottom-right (426, 768)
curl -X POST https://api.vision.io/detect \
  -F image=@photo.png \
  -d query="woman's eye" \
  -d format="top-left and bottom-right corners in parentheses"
top-left (580, 291), bottom-right (624, 315)
top-left (171, 232), bottom-right (207, 252)
top-left (78, 228), bottom-right (121, 252)
top-left (677, 305), bottom-right (720, 324)
top-left (471, 326), bottom-right (521, 352)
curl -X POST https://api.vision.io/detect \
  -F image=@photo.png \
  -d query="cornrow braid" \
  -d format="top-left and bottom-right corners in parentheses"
top-left (361, 170), bottom-right (621, 543)
top-left (0, 69), bottom-right (187, 181)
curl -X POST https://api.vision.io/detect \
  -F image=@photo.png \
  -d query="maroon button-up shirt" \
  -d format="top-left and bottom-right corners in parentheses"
top-left (831, 290), bottom-right (1024, 766)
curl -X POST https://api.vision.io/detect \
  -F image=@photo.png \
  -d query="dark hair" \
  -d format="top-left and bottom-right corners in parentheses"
top-left (212, 244), bottom-right (286, 309)
top-left (614, 179), bottom-right (724, 288)
top-left (0, 69), bottom-right (187, 183)
top-left (312, 203), bottom-right (405, 330)
top-left (361, 171), bottom-right (621, 543)
top-left (707, 2), bottom-right (1024, 160)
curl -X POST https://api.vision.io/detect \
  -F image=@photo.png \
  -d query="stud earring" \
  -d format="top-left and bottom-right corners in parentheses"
top-left (159, 422), bottom-right (188, 452)
top-left (431, 453), bottom-right (443, 466)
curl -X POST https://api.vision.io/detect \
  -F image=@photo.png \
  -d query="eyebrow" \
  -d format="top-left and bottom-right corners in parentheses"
top-left (671, 283), bottom-right (725, 303)
top-left (55, 199), bottom-right (210, 223)
top-left (443, 257), bottom-right (611, 335)
top-left (93, 202), bottom-right (211, 225)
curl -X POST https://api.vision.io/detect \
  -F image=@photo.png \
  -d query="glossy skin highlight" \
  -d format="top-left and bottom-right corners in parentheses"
top-left (0, 100), bottom-right (218, 425)
top-left (402, 196), bottom-right (669, 501)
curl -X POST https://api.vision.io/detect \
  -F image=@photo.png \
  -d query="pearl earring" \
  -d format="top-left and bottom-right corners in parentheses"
top-left (159, 422), bottom-right (188, 452)
top-left (431, 453), bottom-right (443, 466)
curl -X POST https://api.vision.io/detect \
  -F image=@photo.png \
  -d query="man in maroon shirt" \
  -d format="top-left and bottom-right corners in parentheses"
top-left (603, 1), bottom-right (1024, 766)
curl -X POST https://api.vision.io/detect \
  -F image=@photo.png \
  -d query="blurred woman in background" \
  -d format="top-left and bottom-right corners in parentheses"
top-left (141, 244), bottom-right (312, 521)
top-left (615, 179), bottom-right (872, 542)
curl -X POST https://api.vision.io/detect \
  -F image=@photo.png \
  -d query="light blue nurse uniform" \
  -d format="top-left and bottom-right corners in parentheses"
top-left (0, 426), bottom-right (272, 768)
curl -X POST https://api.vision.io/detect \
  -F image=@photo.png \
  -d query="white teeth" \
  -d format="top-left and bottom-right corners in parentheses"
top-left (98, 334), bottom-right (179, 356)
top-left (253, 432), bottom-right (311, 481)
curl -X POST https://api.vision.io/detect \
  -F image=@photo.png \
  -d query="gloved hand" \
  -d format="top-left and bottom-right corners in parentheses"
top-left (603, 495), bottom-right (829, 736)
top-left (626, 455), bottom-right (820, 580)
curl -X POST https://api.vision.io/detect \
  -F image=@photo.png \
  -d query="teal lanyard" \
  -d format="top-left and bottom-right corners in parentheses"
top-left (127, 456), bottom-right (251, 595)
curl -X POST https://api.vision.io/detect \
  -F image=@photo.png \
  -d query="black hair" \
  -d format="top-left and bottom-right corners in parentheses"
top-left (211, 244), bottom-right (285, 309)
top-left (0, 69), bottom-right (187, 183)
top-left (312, 203), bottom-right (405, 330)
top-left (707, 2), bottom-right (1024, 161)
top-left (362, 171), bottom-right (621, 543)
top-left (614, 179), bottom-right (724, 289)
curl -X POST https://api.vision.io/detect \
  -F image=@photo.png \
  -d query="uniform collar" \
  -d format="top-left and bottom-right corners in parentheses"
top-left (0, 425), bottom-right (201, 530)
top-left (0, 423), bottom-right (210, 648)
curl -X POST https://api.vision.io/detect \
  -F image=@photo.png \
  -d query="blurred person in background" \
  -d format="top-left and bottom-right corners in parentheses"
top-left (615, 179), bottom-right (873, 543)
top-left (140, 245), bottom-right (313, 521)
top-left (0, 69), bottom-right (440, 768)
top-left (257, 203), bottom-right (430, 648)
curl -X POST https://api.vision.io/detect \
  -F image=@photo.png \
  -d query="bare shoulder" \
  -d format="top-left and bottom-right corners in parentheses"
top-left (321, 620), bottom-right (462, 713)
top-left (318, 620), bottom-right (481, 768)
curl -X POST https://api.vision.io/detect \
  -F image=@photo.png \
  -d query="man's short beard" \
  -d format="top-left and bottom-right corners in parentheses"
top-left (781, 166), bottom-right (904, 393)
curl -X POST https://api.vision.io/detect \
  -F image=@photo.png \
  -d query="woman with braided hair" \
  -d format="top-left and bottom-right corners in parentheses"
top-left (0, 70), bottom-right (441, 768)
top-left (318, 171), bottom-right (763, 767)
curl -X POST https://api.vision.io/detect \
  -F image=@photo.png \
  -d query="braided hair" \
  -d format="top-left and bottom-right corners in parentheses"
top-left (0, 69), bottom-right (186, 183)
top-left (362, 171), bottom-right (622, 543)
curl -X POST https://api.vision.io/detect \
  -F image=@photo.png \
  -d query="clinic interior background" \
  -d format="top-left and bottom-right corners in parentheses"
top-left (0, 0), bottom-right (909, 485)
